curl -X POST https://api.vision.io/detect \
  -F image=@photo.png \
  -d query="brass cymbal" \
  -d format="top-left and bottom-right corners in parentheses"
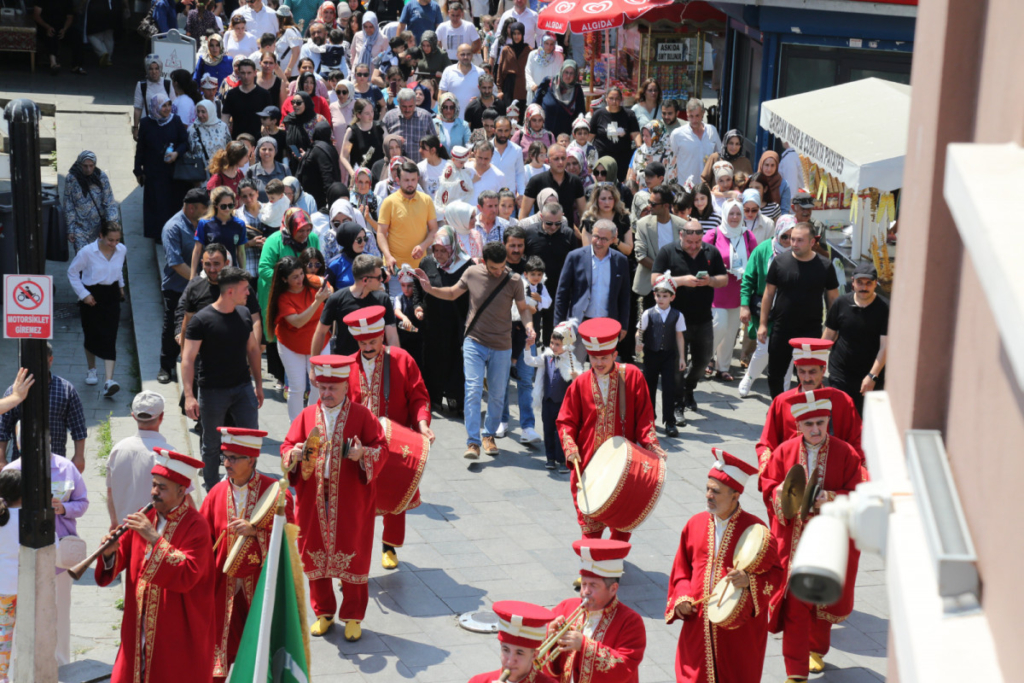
top-left (780, 465), bottom-right (806, 521)
top-left (800, 469), bottom-right (821, 521)
top-left (303, 426), bottom-right (321, 461)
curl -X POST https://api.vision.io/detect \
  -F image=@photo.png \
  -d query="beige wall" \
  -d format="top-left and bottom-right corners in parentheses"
top-left (887, 0), bottom-right (1024, 677)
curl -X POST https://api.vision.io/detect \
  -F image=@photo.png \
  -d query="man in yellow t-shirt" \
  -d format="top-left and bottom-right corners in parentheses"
top-left (377, 161), bottom-right (439, 284)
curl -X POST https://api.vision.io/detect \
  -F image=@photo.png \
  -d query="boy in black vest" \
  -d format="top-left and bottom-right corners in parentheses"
top-left (637, 272), bottom-right (687, 436)
top-left (524, 319), bottom-right (582, 472)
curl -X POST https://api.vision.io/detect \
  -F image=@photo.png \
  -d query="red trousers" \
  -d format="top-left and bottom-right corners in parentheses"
top-left (582, 528), bottom-right (632, 542)
top-left (382, 512), bottom-right (406, 547)
top-left (308, 577), bottom-right (369, 622)
top-left (779, 595), bottom-right (833, 678)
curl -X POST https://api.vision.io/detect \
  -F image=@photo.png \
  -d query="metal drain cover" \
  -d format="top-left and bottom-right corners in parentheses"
top-left (458, 610), bottom-right (498, 633)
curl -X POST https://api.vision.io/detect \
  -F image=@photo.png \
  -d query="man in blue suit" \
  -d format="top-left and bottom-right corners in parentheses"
top-left (554, 220), bottom-right (631, 360)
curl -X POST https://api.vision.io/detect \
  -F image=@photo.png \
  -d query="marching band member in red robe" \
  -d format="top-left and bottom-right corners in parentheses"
top-left (544, 540), bottom-right (647, 683)
top-left (198, 427), bottom-right (295, 681)
top-left (755, 339), bottom-right (864, 487)
top-left (281, 355), bottom-right (388, 642)
top-left (342, 305), bottom-right (434, 571)
top-left (666, 448), bottom-right (782, 683)
top-left (467, 601), bottom-right (559, 683)
top-left (95, 449), bottom-right (214, 683)
top-left (556, 318), bottom-right (664, 541)
top-left (761, 388), bottom-right (864, 681)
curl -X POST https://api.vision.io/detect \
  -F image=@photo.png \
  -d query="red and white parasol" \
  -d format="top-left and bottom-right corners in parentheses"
top-left (536, 0), bottom-right (675, 35)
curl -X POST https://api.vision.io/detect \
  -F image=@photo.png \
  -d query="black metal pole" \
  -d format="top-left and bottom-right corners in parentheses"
top-left (5, 99), bottom-right (54, 549)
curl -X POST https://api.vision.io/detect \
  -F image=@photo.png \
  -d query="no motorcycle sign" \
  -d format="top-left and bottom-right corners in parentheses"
top-left (4, 274), bottom-right (53, 339)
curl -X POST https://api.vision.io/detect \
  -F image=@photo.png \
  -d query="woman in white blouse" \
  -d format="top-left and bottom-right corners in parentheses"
top-left (224, 15), bottom-right (259, 59)
top-left (66, 223), bottom-right (126, 397)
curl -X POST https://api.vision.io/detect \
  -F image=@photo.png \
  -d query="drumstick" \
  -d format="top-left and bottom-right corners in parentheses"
top-left (573, 459), bottom-right (592, 513)
top-left (716, 576), bottom-right (732, 607)
top-left (213, 529), bottom-right (227, 552)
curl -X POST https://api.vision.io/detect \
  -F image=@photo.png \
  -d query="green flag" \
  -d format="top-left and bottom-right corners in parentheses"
top-left (228, 514), bottom-right (310, 683)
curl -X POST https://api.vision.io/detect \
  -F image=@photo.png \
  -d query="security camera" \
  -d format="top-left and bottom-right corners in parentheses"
top-left (788, 483), bottom-right (890, 605)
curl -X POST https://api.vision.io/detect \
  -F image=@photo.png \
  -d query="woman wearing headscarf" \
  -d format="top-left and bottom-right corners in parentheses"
top-left (187, 100), bottom-right (232, 175)
top-left (517, 187), bottom-right (568, 232)
top-left (413, 225), bottom-right (472, 411)
top-left (350, 12), bottom-right (387, 71)
top-left (737, 214), bottom-right (795, 397)
top-left (740, 187), bottom-right (775, 244)
top-left (283, 91), bottom-right (328, 156)
top-left (325, 220), bottom-right (366, 288)
top-left (192, 34), bottom-right (233, 90)
top-left (281, 73), bottom-right (332, 123)
top-left (185, 0), bottom-right (218, 39)
top-left (433, 92), bottom-right (471, 154)
top-left (258, 207), bottom-right (322, 381)
top-left (133, 55), bottom-right (172, 138)
top-left (371, 134), bottom-right (407, 185)
top-left (496, 22), bottom-right (531, 112)
top-left (628, 119), bottom-right (675, 190)
top-left (330, 80), bottom-right (357, 163)
top-left (750, 150), bottom-right (790, 221)
top-left (313, 0), bottom-right (340, 31)
top-left (282, 176), bottom-right (320, 216)
top-left (540, 60), bottom-right (586, 139)
top-left (414, 82), bottom-right (435, 113)
top-left (525, 33), bottom-right (562, 105)
top-left (590, 156), bottom-right (633, 212)
top-left (134, 91), bottom-right (189, 241)
top-left (63, 151), bottom-right (120, 249)
top-left (444, 200), bottom-right (483, 260)
top-left (700, 128), bottom-right (753, 187)
top-left (296, 121), bottom-right (341, 211)
top-left (511, 104), bottom-right (555, 163)
top-left (565, 147), bottom-right (593, 192)
top-left (703, 198), bottom-right (759, 382)
top-left (417, 30), bottom-right (451, 81)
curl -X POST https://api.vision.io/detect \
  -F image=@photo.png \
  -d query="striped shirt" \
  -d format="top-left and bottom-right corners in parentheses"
top-left (698, 209), bottom-right (721, 234)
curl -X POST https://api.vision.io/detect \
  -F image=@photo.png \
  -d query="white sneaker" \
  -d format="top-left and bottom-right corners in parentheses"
top-left (520, 427), bottom-right (542, 444)
top-left (495, 422), bottom-right (508, 438)
top-left (85, 369), bottom-right (98, 385)
top-left (103, 379), bottom-right (120, 398)
top-left (738, 375), bottom-right (753, 398)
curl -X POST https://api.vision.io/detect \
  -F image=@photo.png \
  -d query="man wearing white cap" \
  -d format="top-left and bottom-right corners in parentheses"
top-left (96, 449), bottom-right (215, 683)
top-left (469, 600), bottom-right (558, 683)
top-left (666, 448), bottom-right (782, 683)
top-left (105, 391), bottom-right (180, 530)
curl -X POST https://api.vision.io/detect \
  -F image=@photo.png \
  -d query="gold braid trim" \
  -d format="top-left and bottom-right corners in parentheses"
top-left (665, 595), bottom-right (698, 622)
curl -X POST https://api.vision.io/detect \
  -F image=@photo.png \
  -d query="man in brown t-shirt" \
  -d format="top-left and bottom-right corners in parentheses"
top-left (415, 242), bottom-right (535, 459)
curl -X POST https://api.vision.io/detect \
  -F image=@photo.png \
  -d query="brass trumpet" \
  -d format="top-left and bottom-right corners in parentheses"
top-left (496, 669), bottom-right (511, 682)
top-left (533, 598), bottom-right (588, 669)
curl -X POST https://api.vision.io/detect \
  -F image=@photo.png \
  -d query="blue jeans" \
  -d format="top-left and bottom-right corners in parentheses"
top-left (502, 344), bottom-right (536, 429)
top-left (463, 337), bottom-right (512, 446)
top-left (198, 382), bottom-right (259, 490)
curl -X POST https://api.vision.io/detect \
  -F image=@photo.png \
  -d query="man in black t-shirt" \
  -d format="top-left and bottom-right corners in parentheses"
top-left (175, 244), bottom-right (262, 345)
top-left (181, 268), bottom-right (264, 490)
top-left (221, 59), bottom-right (273, 142)
top-left (311, 254), bottom-right (401, 358)
top-left (758, 222), bottom-right (840, 398)
top-left (519, 145), bottom-right (586, 225)
top-left (652, 219), bottom-right (728, 418)
top-left (823, 262), bottom-right (889, 414)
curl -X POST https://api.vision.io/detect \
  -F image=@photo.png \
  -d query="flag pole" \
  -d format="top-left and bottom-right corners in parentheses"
top-left (252, 507), bottom-right (286, 683)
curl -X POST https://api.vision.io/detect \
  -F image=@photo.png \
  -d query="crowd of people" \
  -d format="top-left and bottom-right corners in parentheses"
top-left (3, 1), bottom-right (895, 682)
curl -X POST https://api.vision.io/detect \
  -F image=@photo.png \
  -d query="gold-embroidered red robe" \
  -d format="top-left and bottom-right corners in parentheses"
top-left (665, 509), bottom-right (782, 683)
top-left (280, 399), bottom-right (387, 584)
top-left (555, 363), bottom-right (660, 533)
top-left (198, 473), bottom-right (295, 678)
top-left (95, 504), bottom-right (214, 683)
top-left (544, 598), bottom-right (646, 683)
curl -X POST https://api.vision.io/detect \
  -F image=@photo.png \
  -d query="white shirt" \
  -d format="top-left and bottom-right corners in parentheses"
top-left (806, 441), bottom-right (822, 476)
top-left (468, 165), bottom-right (508, 205)
top-left (436, 20), bottom-right (480, 60)
top-left (224, 30), bottom-right (259, 59)
top-left (525, 49), bottom-right (563, 104)
top-left (106, 430), bottom-right (177, 523)
top-left (596, 373), bottom-right (611, 401)
top-left (656, 219), bottom-right (675, 251)
top-left (418, 158), bottom-right (446, 198)
top-left (637, 306), bottom-right (686, 333)
top-left (299, 40), bottom-right (325, 72)
top-left (173, 94), bottom-right (196, 126)
top-left (438, 64), bottom-right (485, 121)
top-left (490, 6), bottom-right (539, 60)
top-left (360, 354), bottom-right (377, 381)
top-left (492, 140), bottom-right (526, 196)
top-left (779, 146), bottom-right (803, 196)
top-left (275, 26), bottom-right (305, 76)
top-left (233, 3), bottom-right (279, 41)
top-left (582, 610), bottom-right (602, 639)
top-left (713, 508), bottom-right (738, 558)
top-left (321, 402), bottom-right (344, 478)
top-left (67, 241), bottom-right (127, 301)
top-left (670, 123), bottom-right (722, 187)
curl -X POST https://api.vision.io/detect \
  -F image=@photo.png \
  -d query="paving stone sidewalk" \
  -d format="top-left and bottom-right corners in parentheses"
top-left (0, 70), bottom-right (888, 683)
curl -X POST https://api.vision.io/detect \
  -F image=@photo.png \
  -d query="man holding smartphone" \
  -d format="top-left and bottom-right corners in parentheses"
top-left (311, 255), bottom-right (402, 358)
top-left (651, 219), bottom-right (728, 420)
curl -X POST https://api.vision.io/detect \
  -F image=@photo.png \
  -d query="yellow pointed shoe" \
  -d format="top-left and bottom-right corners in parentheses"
top-left (344, 620), bottom-right (362, 642)
top-left (785, 678), bottom-right (807, 683)
top-left (310, 616), bottom-right (334, 637)
top-left (809, 652), bottom-right (825, 673)
top-left (382, 549), bottom-right (399, 570)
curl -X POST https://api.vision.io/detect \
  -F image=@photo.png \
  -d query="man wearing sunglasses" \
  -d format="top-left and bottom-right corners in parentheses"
top-left (311, 254), bottom-right (402, 358)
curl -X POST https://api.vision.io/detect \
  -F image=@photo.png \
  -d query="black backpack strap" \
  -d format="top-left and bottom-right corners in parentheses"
top-left (464, 271), bottom-right (512, 337)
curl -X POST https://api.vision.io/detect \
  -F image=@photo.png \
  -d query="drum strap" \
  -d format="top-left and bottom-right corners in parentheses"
top-left (617, 364), bottom-right (626, 430)
top-left (383, 349), bottom-right (391, 417)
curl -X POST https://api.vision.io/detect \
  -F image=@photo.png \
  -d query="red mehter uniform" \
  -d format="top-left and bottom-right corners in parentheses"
top-left (755, 339), bottom-right (864, 486)
top-left (199, 427), bottom-right (295, 680)
top-left (95, 449), bottom-right (214, 683)
top-left (556, 319), bottom-right (660, 540)
top-left (343, 306), bottom-right (431, 550)
top-left (281, 356), bottom-right (387, 626)
top-left (545, 540), bottom-right (646, 683)
top-left (468, 601), bottom-right (560, 683)
top-left (760, 389), bottom-right (865, 680)
top-left (666, 449), bottom-right (783, 683)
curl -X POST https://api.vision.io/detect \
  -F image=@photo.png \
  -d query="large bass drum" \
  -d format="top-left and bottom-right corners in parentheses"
top-left (576, 436), bottom-right (666, 532)
top-left (376, 417), bottom-right (430, 515)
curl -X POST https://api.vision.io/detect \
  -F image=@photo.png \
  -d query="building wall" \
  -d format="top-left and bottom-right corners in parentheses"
top-left (886, 0), bottom-right (1024, 677)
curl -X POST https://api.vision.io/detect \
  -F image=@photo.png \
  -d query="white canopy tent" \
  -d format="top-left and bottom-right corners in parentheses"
top-left (760, 77), bottom-right (910, 260)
